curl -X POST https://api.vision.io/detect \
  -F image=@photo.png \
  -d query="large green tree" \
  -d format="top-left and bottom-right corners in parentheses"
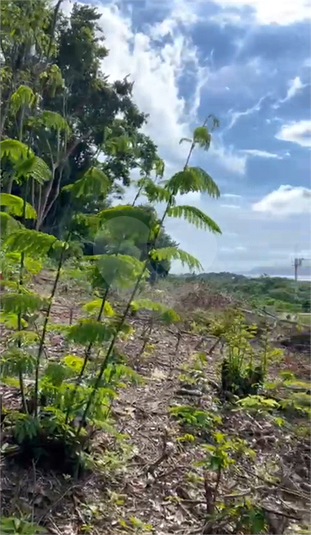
top-left (0, 0), bottom-right (160, 235)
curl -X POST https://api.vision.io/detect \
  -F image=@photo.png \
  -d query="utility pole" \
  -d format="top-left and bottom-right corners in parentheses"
top-left (294, 258), bottom-right (303, 281)
top-left (294, 257), bottom-right (311, 281)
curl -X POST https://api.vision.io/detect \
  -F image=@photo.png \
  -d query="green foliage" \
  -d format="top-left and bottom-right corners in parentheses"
top-left (168, 204), bottom-right (221, 233)
top-left (63, 167), bottom-right (110, 199)
top-left (0, 292), bottom-right (45, 315)
top-left (3, 229), bottom-right (60, 256)
top-left (169, 405), bottom-right (220, 431)
top-left (0, 516), bottom-right (43, 534)
top-left (67, 319), bottom-right (114, 345)
top-left (0, 193), bottom-right (36, 219)
top-left (150, 247), bottom-right (203, 271)
top-left (165, 167), bottom-right (220, 196)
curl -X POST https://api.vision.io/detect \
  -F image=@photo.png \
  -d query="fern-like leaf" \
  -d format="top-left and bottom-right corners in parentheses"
top-left (168, 205), bottom-right (221, 233)
top-left (150, 247), bottom-right (203, 271)
top-left (193, 126), bottom-right (211, 150)
top-left (15, 155), bottom-right (52, 184)
top-left (67, 319), bottom-right (115, 345)
top-left (143, 179), bottom-right (172, 204)
top-left (91, 254), bottom-right (147, 288)
top-left (165, 167), bottom-right (220, 197)
top-left (97, 205), bottom-right (154, 228)
top-left (0, 139), bottom-right (32, 162)
top-left (82, 299), bottom-right (115, 316)
top-left (0, 212), bottom-right (22, 236)
top-left (0, 193), bottom-right (37, 219)
top-left (0, 292), bottom-right (45, 315)
top-left (63, 166), bottom-right (110, 198)
top-left (10, 85), bottom-right (34, 112)
top-left (3, 229), bottom-right (60, 256)
top-left (40, 110), bottom-right (71, 132)
top-left (1, 348), bottom-right (36, 377)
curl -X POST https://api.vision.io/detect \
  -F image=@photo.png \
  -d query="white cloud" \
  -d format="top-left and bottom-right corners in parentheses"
top-left (211, 0), bottom-right (311, 25)
top-left (209, 140), bottom-right (247, 174)
top-left (252, 185), bottom-right (311, 216)
top-left (226, 93), bottom-right (270, 131)
top-left (240, 149), bottom-right (282, 159)
top-left (221, 204), bottom-right (241, 209)
top-left (273, 76), bottom-right (308, 109)
top-left (222, 193), bottom-right (242, 198)
top-left (276, 120), bottom-right (311, 147)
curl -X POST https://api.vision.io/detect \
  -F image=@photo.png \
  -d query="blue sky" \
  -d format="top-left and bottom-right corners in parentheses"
top-left (63, 0), bottom-right (311, 274)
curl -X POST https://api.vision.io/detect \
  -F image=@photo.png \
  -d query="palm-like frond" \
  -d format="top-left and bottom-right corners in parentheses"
top-left (0, 193), bottom-right (37, 219)
top-left (168, 205), bottom-right (221, 234)
top-left (15, 155), bottom-right (52, 184)
top-left (40, 110), bottom-right (71, 132)
top-left (63, 167), bottom-right (110, 198)
top-left (67, 319), bottom-right (115, 345)
top-left (0, 139), bottom-right (32, 162)
top-left (0, 212), bottom-right (22, 236)
top-left (97, 205), bottom-right (154, 228)
top-left (150, 247), bottom-right (202, 271)
top-left (10, 85), bottom-right (34, 112)
top-left (0, 292), bottom-right (45, 315)
top-left (165, 167), bottom-right (220, 197)
top-left (143, 179), bottom-right (172, 204)
top-left (193, 126), bottom-right (211, 150)
top-left (91, 254), bottom-right (147, 289)
top-left (3, 229), bottom-right (60, 256)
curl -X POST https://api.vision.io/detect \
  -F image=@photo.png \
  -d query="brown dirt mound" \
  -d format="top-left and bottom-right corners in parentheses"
top-left (178, 282), bottom-right (235, 311)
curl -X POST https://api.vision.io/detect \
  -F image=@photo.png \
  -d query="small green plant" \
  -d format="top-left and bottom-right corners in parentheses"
top-left (0, 516), bottom-right (43, 534)
top-left (169, 404), bottom-right (221, 434)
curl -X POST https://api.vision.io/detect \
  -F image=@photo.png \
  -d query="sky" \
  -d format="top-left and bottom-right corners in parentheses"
top-left (63, 0), bottom-right (311, 275)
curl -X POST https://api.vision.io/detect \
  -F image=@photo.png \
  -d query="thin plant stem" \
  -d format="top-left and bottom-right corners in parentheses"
top-left (77, 136), bottom-right (197, 433)
top-left (34, 232), bottom-right (71, 416)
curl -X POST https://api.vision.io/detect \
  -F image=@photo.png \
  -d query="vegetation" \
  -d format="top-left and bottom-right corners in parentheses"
top-left (170, 272), bottom-right (311, 314)
top-left (0, 2), bottom-right (310, 534)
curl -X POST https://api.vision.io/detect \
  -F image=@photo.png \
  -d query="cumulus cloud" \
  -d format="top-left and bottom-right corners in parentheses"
top-left (252, 185), bottom-right (311, 216)
top-left (276, 120), bottom-right (311, 147)
top-left (240, 149), bottom-right (282, 159)
top-left (220, 204), bottom-right (241, 209)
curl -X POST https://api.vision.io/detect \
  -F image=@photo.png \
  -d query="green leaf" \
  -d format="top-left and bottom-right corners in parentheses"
top-left (91, 254), bottom-right (146, 288)
top-left (165, 167), bottom-right (220, 196)
top-left (82, 299), bottom-right (115, 316)
top-left (67, 319), bottom-right (115, 345)
top-left (0, 139), bottom-right (32, 162)
top-left (0, 193), bottom-right (37, 219)
top-left (3, 229), bottom-right (59, 256)
top-left (63, 166), bottom-right (110, 198)
top-left (40, 110), bottom-right (71, 132)
top-left (97, 205), bottom-right (154, 228)
top-left (15, 155), bottom-right (52, 184)
top-left (0, 292), bottom-right (45, 315)
top-left (10, 85), bottom-right (34, 112)
top-left (1, 348), bottom-right (36, 376)
top-left (168, 205), bottom-right (221, 233)
top-left (193, 126), bottom-right (211, 150)
top-left (0, 212), bottom-right (22, 236)
top-left (143, 179), bottom-right (172, 204)
top-left (150, 247), bottom-right (203, 271)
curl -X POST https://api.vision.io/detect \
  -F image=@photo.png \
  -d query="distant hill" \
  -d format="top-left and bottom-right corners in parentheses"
top-left (246, 264), bottom-right (311, 278)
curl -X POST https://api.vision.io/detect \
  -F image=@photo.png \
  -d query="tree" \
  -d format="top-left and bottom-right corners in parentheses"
top-left (0, 1), bottom-right (160, 235)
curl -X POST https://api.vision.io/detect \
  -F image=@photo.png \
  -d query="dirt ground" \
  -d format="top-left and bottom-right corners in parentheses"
top-left (1, 274), bottom-right (310, 534)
